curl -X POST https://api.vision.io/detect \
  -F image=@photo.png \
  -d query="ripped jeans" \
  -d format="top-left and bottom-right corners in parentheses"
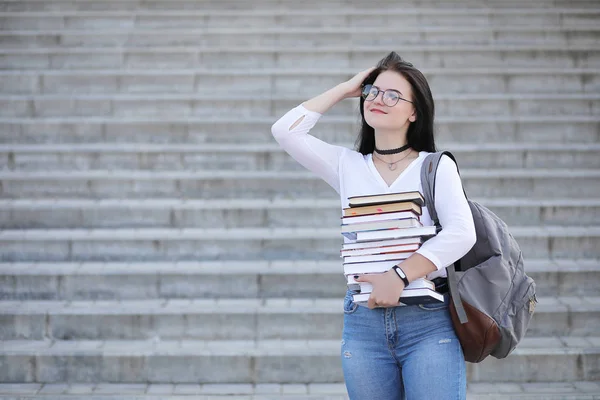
top-left (341, 289), bottom-right (466, 400)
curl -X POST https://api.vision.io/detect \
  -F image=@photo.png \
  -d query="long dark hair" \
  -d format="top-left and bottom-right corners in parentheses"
top-left (355, 51), bottom-right (437, 155)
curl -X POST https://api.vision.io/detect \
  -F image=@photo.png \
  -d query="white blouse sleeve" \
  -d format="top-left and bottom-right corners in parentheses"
top-left (270, 103), bottom-right (346, 194)
top-left (415, 155), bottom-right (477, 270)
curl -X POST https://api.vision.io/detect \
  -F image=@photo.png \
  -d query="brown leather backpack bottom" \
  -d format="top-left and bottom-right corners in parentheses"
top-left (449, 299), bottom-right (502, 363)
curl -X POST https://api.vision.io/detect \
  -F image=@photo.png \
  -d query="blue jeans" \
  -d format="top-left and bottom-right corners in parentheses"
top-left (341, 289), bottom-right (466, 400)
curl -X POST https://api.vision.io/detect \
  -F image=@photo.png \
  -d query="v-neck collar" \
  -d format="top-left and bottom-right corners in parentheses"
top-left (366, 151), bottom-right (424, 191)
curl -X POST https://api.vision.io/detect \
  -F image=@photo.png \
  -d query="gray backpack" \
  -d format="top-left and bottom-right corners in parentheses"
top-left (420, 151), bottom-right (537, 363)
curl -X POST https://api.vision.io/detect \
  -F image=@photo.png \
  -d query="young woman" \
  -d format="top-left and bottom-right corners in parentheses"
top-left (271, 51), bottom-right (476, 400)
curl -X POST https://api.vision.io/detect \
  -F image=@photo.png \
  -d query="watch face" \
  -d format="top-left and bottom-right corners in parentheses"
top-left (395, 267), bottom-right (405, 278)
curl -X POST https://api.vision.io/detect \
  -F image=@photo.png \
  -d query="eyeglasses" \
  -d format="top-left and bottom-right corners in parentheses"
top-left (361, 84), bottom-right (414, 107)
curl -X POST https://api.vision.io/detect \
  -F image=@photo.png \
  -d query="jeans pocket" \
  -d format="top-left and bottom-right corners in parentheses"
top-left (418, 293), bottom-right (449, 311)
top-left (418, 302), bottom-right (448, 311)
top-left (343, 293), bottom-right (359, 314)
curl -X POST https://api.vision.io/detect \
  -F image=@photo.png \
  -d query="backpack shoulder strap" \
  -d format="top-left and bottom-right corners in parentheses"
top-left (420, 150), bottom-right (460, 228)
top-left (420, 150), bottom-right (469, 324)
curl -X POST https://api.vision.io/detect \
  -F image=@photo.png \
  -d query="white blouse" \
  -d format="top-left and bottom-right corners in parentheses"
top-left (271, 103), bottom-right (476, 281)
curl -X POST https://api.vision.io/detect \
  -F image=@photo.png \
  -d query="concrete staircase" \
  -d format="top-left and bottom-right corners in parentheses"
top-left (1, 0), bottom-right (599, 398)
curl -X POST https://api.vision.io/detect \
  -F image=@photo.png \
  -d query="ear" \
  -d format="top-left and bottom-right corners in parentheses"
top-left (409, 111), bottom-right (417, 122)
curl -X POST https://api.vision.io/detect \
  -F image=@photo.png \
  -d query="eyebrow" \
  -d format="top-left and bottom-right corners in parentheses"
top-left (374, 85), bottom-right (404, 96)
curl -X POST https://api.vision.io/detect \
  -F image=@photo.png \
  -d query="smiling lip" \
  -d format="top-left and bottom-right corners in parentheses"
top-left (370, 109), bottom-right (387, 114)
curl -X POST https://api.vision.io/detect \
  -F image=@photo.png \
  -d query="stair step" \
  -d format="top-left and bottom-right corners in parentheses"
top-left (2, 69), bottom-right (597, 97)
top-left (4, 121), bottom-right (600, 145)
top-left (1, 144), bottom-right (599, 170)
top-left (2, 6), bottom-right (600, 15)
top-left (1, 45), bottom-right (599, 71)
top-left (1, 296), bottom-right (598, 340)
top-left (0, 3), bottom-right (599, 14)
top-left (2, 197), bottom-right (599, 228)
top-left (1, 337), bottom-right (598, 383)
top-left (4, 197), bottom-right (595, 208)
top-left (2, 226), bottom-right (595, 239)
top-left (5, 44), bottom-right (596, 51)
top-left (0, 169), bottom-right (598, 199)
top-left (4, 92), bottom-right (600, 100)
top-left (4, 142), bottom-right (600, 151)
top-left (1, 4), bottom-right (599, 14)
top-left (2, 95), bottom-right (599, 118)
top-left (0, 226), bottom-right (598, 261)
top-left (0, 259), bottom-right (598, 300)
top-left (2, 28), bottom-right (599, 48)
top-left (5, 25), bottom-right (600, 33)
top-left (3, 67), bottom-right (595, 74)
top-left (0, 381), bottom-right (599, 399)
top-left (3, 116), bottom-right (599, 123)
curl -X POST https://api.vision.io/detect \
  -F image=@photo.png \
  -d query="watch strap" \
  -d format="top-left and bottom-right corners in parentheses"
top-left (392, 266), bottom-right (410, 287)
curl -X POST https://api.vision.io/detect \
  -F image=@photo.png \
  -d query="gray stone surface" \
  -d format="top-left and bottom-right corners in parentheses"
top-left (2, 69), bottom-right (600, 94)
top-left (0, 296), bottom-right (596, 340)
top-left (0, 259), bottom-right (599, 301)
top-left (4, 27), bottom-right (600, 48)
top-left (0, 0), bottom-right (599, 396)
top-left (0, 381), bottom-right (598, 399)
top-left (3, 94), bottom-right (600, 119)
top-left (2, 143), bottom-right (600, 171)
top-left (0, 226), bottom-right (599, 262)
top-left (0, 338), bottom-right (598, 383)
top-left (1, 197), bottom-right (600, 229)
top-left (1, 169), bottom-right (599, 200)
top-left (2, 46), bottom-right (600, 69)
top-left (3, 118), bottom-right (599, 145)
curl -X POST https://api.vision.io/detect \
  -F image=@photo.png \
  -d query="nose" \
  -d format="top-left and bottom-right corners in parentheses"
top-left (373, 90), bottom-right (386, 106)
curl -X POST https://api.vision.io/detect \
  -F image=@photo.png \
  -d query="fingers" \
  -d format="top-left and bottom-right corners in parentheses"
top-left (367, 294), bottom-right (378, 309)
top-left (344, 67), bottom-right (376, 98)
top-left (362, 66), bottom-right (377, 77)
top-left (357, 66), bottom-right (377, 88)
top-left (353, 66), bottom-right (376, 82)
top-left (356, 67), bottom-right (376, 82)
top-left (363, 66), bottom-right (377, 74)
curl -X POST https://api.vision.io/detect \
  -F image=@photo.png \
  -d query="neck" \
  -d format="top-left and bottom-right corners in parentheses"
top-left (374, 127), bottom-right (409, 154)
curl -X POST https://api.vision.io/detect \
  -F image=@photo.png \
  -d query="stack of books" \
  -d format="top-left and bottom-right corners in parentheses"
top-left (341, 190), bottom-right (444, 306)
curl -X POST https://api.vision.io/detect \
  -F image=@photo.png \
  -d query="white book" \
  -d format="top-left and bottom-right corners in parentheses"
top-left (341, 243), bottom-right (420, 258)
top-left (347, 276), bottom-right (435, 293)
top-left (352, 288), bottom-right (444, 306)
top-left (342, 211), bottom-right (419, 225)
top-left (342, 237), bottom-right (423, 251)
top-left (343, 260), bottom-right (406, 275)
top-left (356, 226), bottom-right (437, 242)
top-left (344, 251), bottom-right (414, 264)
top-left (341, 218), bottom-right (422, 241)
top-left (350, 282), bottom-right (437, 294)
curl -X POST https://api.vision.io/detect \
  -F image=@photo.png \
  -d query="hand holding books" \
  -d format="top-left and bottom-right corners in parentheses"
top-left (352, 271), bottom-right (407, 308)
top-left (352, 274), bottom-right (444, 308)
top-left (341, 190), bottom-right (444, 307)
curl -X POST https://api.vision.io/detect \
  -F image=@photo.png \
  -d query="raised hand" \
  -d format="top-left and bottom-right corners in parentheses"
top-left (341, 66), bottom-right (378, 99)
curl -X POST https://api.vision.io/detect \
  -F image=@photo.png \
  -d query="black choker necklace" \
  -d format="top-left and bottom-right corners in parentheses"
top-left (374, 143), bottom-right (411, 155)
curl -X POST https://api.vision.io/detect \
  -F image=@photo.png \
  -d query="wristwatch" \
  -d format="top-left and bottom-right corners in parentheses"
top-left (392, 265), bottom-right (410, 287)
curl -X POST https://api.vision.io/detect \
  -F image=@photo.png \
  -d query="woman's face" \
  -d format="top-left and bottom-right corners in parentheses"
top-left (363, 70), bottom-right (416, 131)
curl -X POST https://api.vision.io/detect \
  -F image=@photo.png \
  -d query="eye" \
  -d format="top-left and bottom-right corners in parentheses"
top-left (384, 91), bottom-right (400, 102)
top-left (361, 85), bottom-right (372, 97)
